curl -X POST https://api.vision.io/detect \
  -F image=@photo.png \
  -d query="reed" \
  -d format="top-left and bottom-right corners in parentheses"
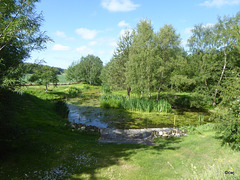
top-left (100, 95), bottom-right (172, 113)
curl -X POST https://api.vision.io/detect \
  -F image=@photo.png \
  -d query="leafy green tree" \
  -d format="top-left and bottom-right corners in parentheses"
top-left (0, 0), bottom-right (49, 89)
top-left (188, 12), bottom-right (240, 106)
top-left (101, 30), bottom-right (133, 96)
top-left (126, 19), bottom-right (155, 98)
top-left (212, 13), bottom-right (240, 105)
top-left (154, 24), bottom-right (181, 99)
top-left (65, 61), bottom-right (82, 82)
top-left (66, 55), bottom-right (103, 85)
top-left (29, 65), bottom-right (59, 92)
top-left (100, 61), bottom-right (112, 90)
top-left (215, 68), bottom-right (240, 149)
top-left (80, 55), bottom-right (103, 85)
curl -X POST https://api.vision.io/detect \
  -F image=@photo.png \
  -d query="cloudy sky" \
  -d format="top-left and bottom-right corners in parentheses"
top-left (27, 0), bottom-right (240, 69)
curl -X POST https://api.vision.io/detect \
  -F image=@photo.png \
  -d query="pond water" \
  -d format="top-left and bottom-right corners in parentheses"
top-left (68, 104), bottom-right (109, 128)
top-left (67, 103), bottom-right (212, 129)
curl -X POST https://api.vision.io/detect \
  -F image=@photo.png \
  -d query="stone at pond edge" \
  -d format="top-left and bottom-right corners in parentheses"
top-left (99, 128), bottom-right (188, 145)
top-left (65, 122), bottom-right (188, 145)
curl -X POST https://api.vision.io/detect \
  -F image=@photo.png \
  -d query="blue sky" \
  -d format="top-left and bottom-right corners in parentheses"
top-left (27, 0), bottom-right (240, 69)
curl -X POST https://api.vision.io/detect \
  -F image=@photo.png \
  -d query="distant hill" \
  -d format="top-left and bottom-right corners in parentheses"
top-left (23, 63), bottom-right (65, 75)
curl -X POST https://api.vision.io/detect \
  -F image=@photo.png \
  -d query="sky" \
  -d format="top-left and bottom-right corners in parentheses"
top-left (27, 0), bottom-right (240, 69)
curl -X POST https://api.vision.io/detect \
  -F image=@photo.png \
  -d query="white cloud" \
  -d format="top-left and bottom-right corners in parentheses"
top-left (89, 41), bottom-right (98, 46)
top-left (204, 23), bottom-right (215, 28)
top-left (52, 44), bottom-right (70, 51)
top-left (184, 27), bottom-right (193, 35)
top-left (181, 40), bottom-right (188, 47)
top-left (199, 0), bottom-right (240, 7)
top-left (54, 31), bottom-right (66, 38)
top-left (75, 28), bottom-right (98, 40)
top-left (119, 29), bottom-right (133, 38)
top-left (101, 0), bottom-right (140, 12)
top-left (98, 50), bottom-right (106, 55)
top-left (118, 20), bottom-right (129, 27)
top-left (109, 41), bottom-right (117, 47)
top-left (76, 46), bottom-right (94, 55)
top-left (184, 23), bottom-right (214, 35)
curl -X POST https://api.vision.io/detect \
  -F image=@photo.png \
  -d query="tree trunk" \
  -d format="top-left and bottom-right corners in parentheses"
top-left (148, 87), bottom-right (151, 99)
top-left (45, 84), bottom-right (48, 93)
top-left (156, 87), bottom-right (161, 101)
top-left (127, 87), bottom-right (131, 98)
top-left (213, 52), bottom-right (227, 106)
top-left (141, 90), bottom-right (143, 99)
top-left (205, 79), bottom-right (209, 92)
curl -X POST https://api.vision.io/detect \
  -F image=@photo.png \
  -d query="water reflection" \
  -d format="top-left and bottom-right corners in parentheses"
top-left (68, 104), bottom-right (109, 128)
top-left (67, 103), bottom-right (211, 129)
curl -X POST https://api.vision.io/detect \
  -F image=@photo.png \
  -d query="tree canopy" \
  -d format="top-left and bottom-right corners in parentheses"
top-left (29, 65), bottom-right (59, 91)
top-left (0, 0), bottom-right (49, 90)
top-left (66, 55), bottom-right (103, 85)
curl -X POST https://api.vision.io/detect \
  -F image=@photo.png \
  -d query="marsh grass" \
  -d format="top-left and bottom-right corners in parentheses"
top-left (100, 95), bottom-right (172, 113)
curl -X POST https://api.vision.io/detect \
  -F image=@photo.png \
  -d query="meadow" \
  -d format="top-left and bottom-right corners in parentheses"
top-left (21, 73), bottom-right (73, 84)
top-left (0, 83), bottom-right (239, 179)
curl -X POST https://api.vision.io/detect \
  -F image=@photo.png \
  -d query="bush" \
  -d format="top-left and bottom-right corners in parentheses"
top-left (214, 97), bottom-right (240, 150)
top-left (83, 85), bottom-right (90, 90)
top-left (67, 87), bottom-right (82, 97)
top-left (189, 93), bottom-right (212, 109)
top-left (213, 69), bottom-right (240, 150)
top-left (168, 93), bottom-right (211, 109)
top-left (101, 86), bottom-right (111, 94)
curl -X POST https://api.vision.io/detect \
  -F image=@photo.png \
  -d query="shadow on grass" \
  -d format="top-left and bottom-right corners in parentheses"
top-left (68, 136), bottom-right (182, 179)
top-left (0, 90), bottom-right (182, 179)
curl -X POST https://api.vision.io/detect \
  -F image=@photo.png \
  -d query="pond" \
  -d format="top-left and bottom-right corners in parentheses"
top-left (67, 103), bottom-right (212, 129)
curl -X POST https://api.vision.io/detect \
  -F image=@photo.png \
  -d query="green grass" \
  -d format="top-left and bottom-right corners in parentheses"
top-left (1, 85), bottom-right (239, 179)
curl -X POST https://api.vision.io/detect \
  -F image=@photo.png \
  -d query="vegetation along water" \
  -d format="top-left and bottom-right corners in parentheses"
top-left (0, 1), bottom-right (239, 179)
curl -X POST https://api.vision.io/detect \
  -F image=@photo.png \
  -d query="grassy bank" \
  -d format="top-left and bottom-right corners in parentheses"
top-left (0, 84), bottom-right (239, 179)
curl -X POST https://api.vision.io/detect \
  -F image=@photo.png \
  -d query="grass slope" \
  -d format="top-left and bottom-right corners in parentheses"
top-left (0, 87), bottom-right (239, 179)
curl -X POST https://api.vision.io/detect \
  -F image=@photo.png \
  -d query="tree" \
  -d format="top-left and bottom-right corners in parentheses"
top-left (29, 65), bottom-right (59, 92)
top-left (126, 19), bottom-right (155, 98)
top-left (101, 30), bottom-right (133, 96)
top-left (187, 12), bottom-right (240, 106)
top-left (66, 55), bottom-right (103, 85)
top-left (154, 24), bottom-right (181, 100)
top-left (215, 68), bottom-right (240, 149)
top-left (212, 13), bottom-right (240, 105)
top-left (0, 0), bottom-right (49, 89)
top-left (65, 61), bottom-right (82, 82)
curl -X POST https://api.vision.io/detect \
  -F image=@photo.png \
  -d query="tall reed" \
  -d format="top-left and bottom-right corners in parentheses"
top-left (100, 95), bottom-right (172, 113)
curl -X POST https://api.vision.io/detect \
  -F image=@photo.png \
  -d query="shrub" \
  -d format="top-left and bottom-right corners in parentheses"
top-left (214, 69), bottom-right (240, 150)
top-left (101, 86), bottom-right (111, 94)
top-left (67, 87), bottom-right (82, 97)
top-left (169, 93), bottom-right (211, 110)
top-left (83, 85), bottom-right (90, 90)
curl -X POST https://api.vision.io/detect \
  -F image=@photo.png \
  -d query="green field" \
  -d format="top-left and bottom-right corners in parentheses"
top-left (22, 73), bottom-right (74, 84)
top-left (0, 83), bottom-right (239, 179)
